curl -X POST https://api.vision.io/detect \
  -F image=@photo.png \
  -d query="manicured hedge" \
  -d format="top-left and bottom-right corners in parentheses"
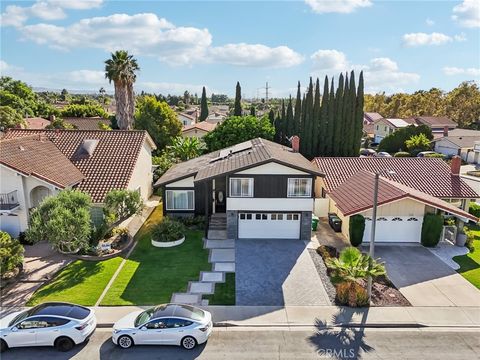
top-left (394, 151), bottom-right (411, 158)
top-left (349, 215), bottom-right (365, 246)
top-left (469, 203), bottom-right (480, 218)
top-left (421, 213), bottom-right (443, 247)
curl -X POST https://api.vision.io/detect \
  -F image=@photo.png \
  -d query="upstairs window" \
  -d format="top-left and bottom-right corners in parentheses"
top-left (287, 178), bottom-right (312, 197)
top-left (230, 178), bottom-right (253, 197)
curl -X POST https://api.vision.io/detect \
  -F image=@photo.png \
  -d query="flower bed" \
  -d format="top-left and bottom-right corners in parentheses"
top-left (151, 217), bottom-right (186, 248)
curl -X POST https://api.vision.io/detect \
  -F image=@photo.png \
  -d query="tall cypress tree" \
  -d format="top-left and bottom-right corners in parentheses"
top-left (199, 86), bottom-right (208, 121)
top-left (312, 78), bottom-right (321, 157)
top-left (250, 105), bottom-right (256, 117)
top-left (348, 70), bottom-right (357, 156)
top-left (319, 75), bottom-right (329, 156)
top-left (274, 111), bottom-right (282, 143)
top-left (280, 99), bottom-right (286, 144)
top-left (326, 78), bottom-right (335, 156)
top-left (354, 71), bottom-right (365, 155)
top-left (304, 78), bottom-right (314, 158)
top-left (268, 109), bottom-right (275, 125)
top-left (234, 81), bottom-right (242, 116)
top-left (300, 93), bottom-right (307, 154)
top-left (286, 95), bottom-right (294, 138)
top-left (333, 74), bottom-right (344, 156)
top-left (293, 82), bottom-right (302, 136)
top-left (341, 73), bottom-right (351, 156)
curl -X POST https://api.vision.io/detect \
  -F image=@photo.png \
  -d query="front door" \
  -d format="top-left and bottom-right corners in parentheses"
top-left (214, 177), bottom-right (226, 213)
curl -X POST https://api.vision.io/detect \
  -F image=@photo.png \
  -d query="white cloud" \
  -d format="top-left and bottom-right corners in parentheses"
top-left (443, 66), bottom-right (480, 77)
top-left (68, 70), bottom-right (106, 85)
top-left (208, 44), bottom-right (303, 68)
top-left (305, 0), bottom-right (372, 14)
top-left (310, 50), bottom-right (419, 93)
top-left (454, 32), bottom-right (467, 42)
top-left (452, 0), bottom-right (480, 28)
top-left (402, 32), bottom-right (453, 46)
top-left (0, 0), bottom-right (103, 27)
top-left (426, 18), bottom-right (435, 26)
top-left (19, 13), bottom-right (302, 68)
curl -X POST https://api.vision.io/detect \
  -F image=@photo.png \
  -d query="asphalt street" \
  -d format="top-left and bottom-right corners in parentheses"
top-left (2, 327), bottom-right (479, 360)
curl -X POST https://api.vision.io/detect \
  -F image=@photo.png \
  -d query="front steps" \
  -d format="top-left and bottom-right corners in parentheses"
top-left (170, 214), bottom-right (234, 305)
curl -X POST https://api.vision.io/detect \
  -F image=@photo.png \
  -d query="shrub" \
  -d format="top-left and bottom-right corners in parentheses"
top-left (178, 216), bottom-right (206, 229)
top-left (464, 227), bottom-right (476, 253)
top-left (103, 189), bottom-right (144, 225)
top-left (17, 231), bottom-right (33, 245)
top-left (424, 153), bottom-right (445, 159)
top-left (335, 281), bottom-right (369, 307)
top-left (349, 215), bottom-right (365, 246)
top-left (316, 245), bottom-right (337, 261)
top-left (152, 217), bottom-right (186, 242)
top-left (469, 203), bottom-right (480, 218)
top-left (0, 231), bottom-right (24, 274)
top-left (394, 151), bottom-right (411, 158)
top-left (421, 213), bottom-right (443, 247)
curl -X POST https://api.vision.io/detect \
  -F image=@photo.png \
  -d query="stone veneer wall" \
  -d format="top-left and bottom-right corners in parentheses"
top-left (226, 210), bottom-right (238, 240)
top-left (300, 211), bottom-right (312, 241)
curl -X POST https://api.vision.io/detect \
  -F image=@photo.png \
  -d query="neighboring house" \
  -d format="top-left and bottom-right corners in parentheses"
top-left (363, 112), bottom-right (383, 125)
top-left (206, 112), bottom-right (227, 124)
top-left (1, 129), bottom-right (156, 237)
top-left (155, 137), bottom-right (323, 240)
top-left (373, 118), bottom-right (413, 143)
top-left (182, 122), bottom-right (217, 139)
top-left (63, 117), bottom-right (111, 130)
top-left (411, 116), bottom-right (457, 138)
top-left (23, 117), bottom-right (51, 129)
top-left (312, 157), bottom-right (478, 244)
top-left (178, 113), bottom-right (197, 126)
top-left (433, 128), bottom-right (480, 163)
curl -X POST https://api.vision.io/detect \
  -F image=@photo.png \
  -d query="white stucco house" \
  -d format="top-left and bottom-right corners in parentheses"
top-left (433, 129), bottom-right (480, 164)
top-left (0, 129), bottom-right (156, 237)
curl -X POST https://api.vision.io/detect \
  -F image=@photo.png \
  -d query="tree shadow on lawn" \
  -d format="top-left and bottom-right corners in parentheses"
top-left (105, 229), bottom-right (211, 305)
top-left (453, 254), bottom-right (479, 273)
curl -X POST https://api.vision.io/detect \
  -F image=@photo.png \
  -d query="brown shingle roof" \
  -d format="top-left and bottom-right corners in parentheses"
top-left (312, 157), bottom-right (478, 199)
top-left (182, 122), bottom-right (217, 133)
top-left (156, 138), bottom-right (324, 186)
top-left (414, 116), bottom-right (457, 127)
top-left (24, 117), bottom-right (51, 129)
top-left (4, 129), bottom-right (152, 202)
top-left (329, 170), bottom-right (477, 221)
top-left (63, 117), bottom-right (110, 130)
top-left (364, 112), bottom-right (383, 123)
top-left (0, 136), bottom-right (84, 188)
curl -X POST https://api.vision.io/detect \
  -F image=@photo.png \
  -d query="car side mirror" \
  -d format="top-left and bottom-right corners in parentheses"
top-left (11, 326), bottom-right (18, 332)
top-left (140, 326), bottom-right (147, 331)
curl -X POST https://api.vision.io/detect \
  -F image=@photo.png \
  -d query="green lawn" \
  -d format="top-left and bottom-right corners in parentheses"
top-left (100, 217), bottom-right (210, 305)
top-left (27, 257), bottom-right (123, 306)
top-left (203, 273), bottom-right (235, 305)
top-left (453, 226), bottom-right (480, 289)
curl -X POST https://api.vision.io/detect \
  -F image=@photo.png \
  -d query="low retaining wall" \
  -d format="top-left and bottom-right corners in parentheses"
top-left (151, 236), bottom-right (185, 248)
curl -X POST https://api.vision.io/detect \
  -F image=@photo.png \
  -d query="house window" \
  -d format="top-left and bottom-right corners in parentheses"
top-left (230, 178), bottom-right (253, 197)
top-left (287, 178), bottom-right (312, 197)
top-left (376, 125), bottom-right (379, 130)
top-left (165, 190), bottom-right (194, 210)
top-left (384, 126), bottom-right (387, 131)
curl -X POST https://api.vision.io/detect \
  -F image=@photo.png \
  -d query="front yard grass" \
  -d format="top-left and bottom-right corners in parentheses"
top-left (27, 257), bottom-right (123, 306)
top-left (453, 226), bottom-right (480, 289)
top-left (100, 218), bottom-right (210, 305)
top-left (203, 273), bottom-right (235, 305)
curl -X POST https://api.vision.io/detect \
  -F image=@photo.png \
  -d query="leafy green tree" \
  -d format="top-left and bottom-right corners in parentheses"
top-left (199, 86), bottom-right (209, 121)
top-left (0, 106), bottom-right (25, 129)
top-left (135, 96), bottom-right (182, 152)
top-left (45, 117), bottom-right (75, 129)
top-left (378, 124), bottom-right (432, 153)
top-left (60, 88), bottom-right (70, 102)
top-left (61, 104), bottom-right (108, 118)
top-left (233, 81), bottom-right (242, 116)
top-left (152, 153), bottom-right (177, 182)
top-left (204, 115), bottom-right (275, 151)
top-left (26, 190), bottom-right (92, 253)
top-left (105, 50), bottom-right (140, 130)
top-left (405, 133), bottom-right (431, 153)
top-left (0, 91), bottom-right (34, 117)
top-left (250, 105), bottom-right (256, 117)
top-left (0, 231), bottom-right (24, 274)
top-left (167, 136), bottom-right (205, 161)
top-left (446, 81), bottom-right (480, 128)
top-left (103, 189), bottom-right (144, 224)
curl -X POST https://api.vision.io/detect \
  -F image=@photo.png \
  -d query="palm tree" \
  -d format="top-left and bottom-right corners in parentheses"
top-left (104, 50), bottom-right (139, 130)
top-left (167, 137), bottom-right (205, 161)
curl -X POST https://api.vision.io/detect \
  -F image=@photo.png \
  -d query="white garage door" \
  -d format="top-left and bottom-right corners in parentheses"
top-left (362, 216), bottom-right (423, 243)
top-left (0, 214), bottom-right (21, 238)
top-left (238, 212), bottom-right (301, 239)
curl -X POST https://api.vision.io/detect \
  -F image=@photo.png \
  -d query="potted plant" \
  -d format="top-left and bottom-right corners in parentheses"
top-left (151, 218), bottom-right (186, 248)
top-left (456, 226), bottom-right (469, 247)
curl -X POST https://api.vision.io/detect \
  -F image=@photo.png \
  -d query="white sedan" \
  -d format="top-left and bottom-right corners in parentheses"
top-left (0, 302), bottom-right (96, 352)
top-left (112, 304), bottom-right (213, 350)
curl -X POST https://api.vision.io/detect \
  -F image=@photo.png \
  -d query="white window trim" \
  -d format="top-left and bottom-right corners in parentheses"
top-left (165, 190), bottom-right (195, 211)
top-left (229, 178), bottom-right (254, 198)
top-left (287, 178), bottom-right (312, 198)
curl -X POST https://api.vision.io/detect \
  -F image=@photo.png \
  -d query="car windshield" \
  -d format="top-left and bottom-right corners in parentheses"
top-left (8, 311), bottom-right (29, 327)
top-left (134, 308), bottom-right (155, 327)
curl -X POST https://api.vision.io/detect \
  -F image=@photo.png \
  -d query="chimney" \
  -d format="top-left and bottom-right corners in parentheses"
top-left (443, 125), bottom-right (449, 137)
top-left (291, 135), bottom-right (300, 153)
top-left (451, 155), bottom-right (461, 176)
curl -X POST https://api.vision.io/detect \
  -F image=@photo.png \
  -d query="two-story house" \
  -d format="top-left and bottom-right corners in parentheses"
top-left (373, 118), bottom-right (414, 143)
top-left (155, 137), bottom-right (323, 240)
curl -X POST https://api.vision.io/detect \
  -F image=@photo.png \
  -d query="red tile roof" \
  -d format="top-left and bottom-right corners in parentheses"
top-left (182, 122), bottom-right (217, 133)
top-left (312, 157), bottom-right (478, 199)
top-left (329, 170), bottom-right (477, 221)
top-left (24, 117), bottom-right (51, 129)
top-left (0, 136), bottom-right (84, 188)
top-left (63, 117), bottom-right (110, 130)
top-left (4, 129), bottom-right (154, 202)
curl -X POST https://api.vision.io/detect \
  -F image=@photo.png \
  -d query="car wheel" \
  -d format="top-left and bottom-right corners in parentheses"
top-left (0, 339), bottom-right (8, 352)
top-left (181, 336), bottom-right (197, 350)
top-left (117, 335), bottom-right (134, 349)
top-left (55, 337), bottom-right (75, 352)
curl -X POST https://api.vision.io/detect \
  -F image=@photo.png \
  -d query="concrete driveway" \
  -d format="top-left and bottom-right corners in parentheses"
top-left (235, 239), bottom-right (330, 306)
top-left (374, 245), bottom-right (480, 307)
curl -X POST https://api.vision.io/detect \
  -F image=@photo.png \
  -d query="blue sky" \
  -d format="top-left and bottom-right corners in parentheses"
top-left (1, 0), bottom-right (479, 97)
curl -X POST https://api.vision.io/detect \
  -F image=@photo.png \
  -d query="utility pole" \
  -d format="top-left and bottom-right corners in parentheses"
top-left (265, 81), bottom-right (269, 105)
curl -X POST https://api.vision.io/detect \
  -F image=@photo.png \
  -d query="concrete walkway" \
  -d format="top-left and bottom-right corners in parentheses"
top-left (311, 219), bottom-right (350, 251)
top-left (428, 241), bottom-right (469, 270)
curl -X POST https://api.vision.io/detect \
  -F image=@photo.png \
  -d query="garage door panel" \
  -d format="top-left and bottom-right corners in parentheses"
top-left (363, 216), bottom-right (422, 243)
top-left (238, 212), bottom-right (300, 239)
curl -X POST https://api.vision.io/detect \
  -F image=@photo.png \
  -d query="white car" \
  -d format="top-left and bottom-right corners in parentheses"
top-left (112, 303), bottom-right (213, 350)
top-left (0, 302), bottom-right (96, 352)
top-left (376, 151), bottom-right (392, 157)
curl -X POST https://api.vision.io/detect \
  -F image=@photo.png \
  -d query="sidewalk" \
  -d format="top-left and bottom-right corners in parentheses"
top-left (88, 305), bottom-right (480, 329)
